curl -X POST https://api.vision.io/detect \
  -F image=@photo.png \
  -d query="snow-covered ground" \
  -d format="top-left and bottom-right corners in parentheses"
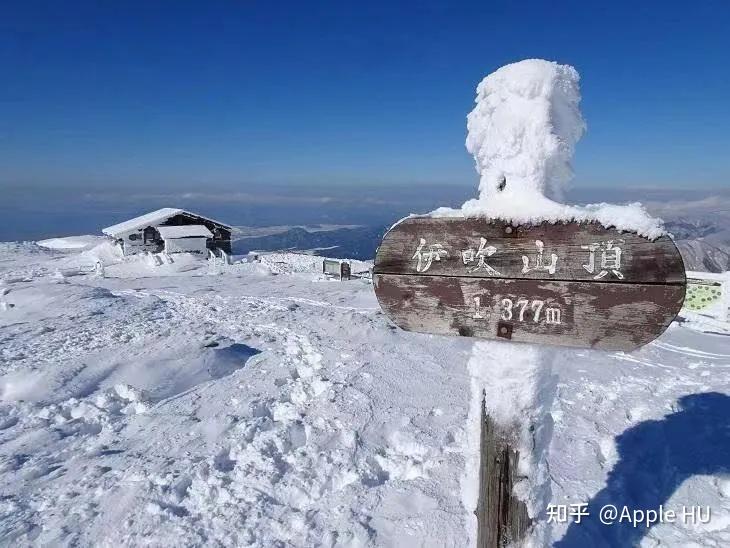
top-left (1, 242), bottom-right (729, 546)
top-left (36, 236), bottom-right (107, 251)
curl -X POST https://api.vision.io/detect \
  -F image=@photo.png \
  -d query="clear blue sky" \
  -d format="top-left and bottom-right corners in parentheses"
top-left (1, 0), bottom-right (729, 191)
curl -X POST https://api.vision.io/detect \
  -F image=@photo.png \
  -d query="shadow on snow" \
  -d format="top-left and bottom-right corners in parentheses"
top-left (555, 391), bottom-right (730, 547)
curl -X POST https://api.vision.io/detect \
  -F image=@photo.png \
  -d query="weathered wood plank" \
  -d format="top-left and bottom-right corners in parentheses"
top-left (477, 395), bottom-right (531, 548)
top-left (374, 217), bottom-right (685, 284)
top-left (373, 273), bottom-right (684, 351)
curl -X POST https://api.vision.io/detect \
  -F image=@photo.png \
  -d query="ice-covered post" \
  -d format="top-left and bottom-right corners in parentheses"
top-left (94, 260), bottom-right (105, 278)
top-left (460, 60), bottom-right (585, 547)
top-left (373, 57), bottom-right (683, 547)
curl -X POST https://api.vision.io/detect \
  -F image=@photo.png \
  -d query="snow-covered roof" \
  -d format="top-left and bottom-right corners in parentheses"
top-left (157, 225), bottom-right (213, 239)
top-left (102, 208), bottom-right (232, 237)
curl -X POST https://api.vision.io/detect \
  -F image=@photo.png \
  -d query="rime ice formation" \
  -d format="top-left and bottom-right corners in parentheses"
top-left (431, 58), bottom-right (665, 240)
top-left (465, 58), bottom-right (585, 203)
top-left (455, 60), bottom-right (585, 547)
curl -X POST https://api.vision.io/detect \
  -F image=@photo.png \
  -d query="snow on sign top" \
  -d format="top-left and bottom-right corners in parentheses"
top-left (102, 208), bottom-right (232, 237)
top-left (157, 225), bottom-right (214, 239)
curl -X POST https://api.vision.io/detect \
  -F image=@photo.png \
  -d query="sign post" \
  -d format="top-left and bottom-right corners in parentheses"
top-left (373, 217), bottom-right (685, 352)
top-left (373, 58), bottom-right (687, 547)
top-left (373, 216), bottom-right (686, 546)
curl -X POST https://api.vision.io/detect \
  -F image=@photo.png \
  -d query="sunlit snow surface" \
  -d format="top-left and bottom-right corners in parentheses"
top-left (1, 242), bottom-right (729, 546)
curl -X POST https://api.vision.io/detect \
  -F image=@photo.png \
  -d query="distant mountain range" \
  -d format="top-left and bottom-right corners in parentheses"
top-left (232, 225), bottom-right (387, 260)
top-left (666, 221), bottom-right (730, 272)
top-left (7, 184), bottom-right (724, 271)
top-left (232, 196), bottom-right (730, 272)
top-left (646, 196), bottom-right (730, 273)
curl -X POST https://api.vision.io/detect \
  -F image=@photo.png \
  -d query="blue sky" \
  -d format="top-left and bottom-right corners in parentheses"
top-left (1, 0), bottom-right (729, 191)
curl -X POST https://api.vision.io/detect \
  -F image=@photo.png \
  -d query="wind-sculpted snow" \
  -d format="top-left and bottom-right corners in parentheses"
top-left (0, 246), bottom-right (471, 545)
top-left (465, 59), bottom-right (585, 203)
top-left (429, 59), bottom-right (665, 240)
top-left (1, 244), bottom-right (729, 546)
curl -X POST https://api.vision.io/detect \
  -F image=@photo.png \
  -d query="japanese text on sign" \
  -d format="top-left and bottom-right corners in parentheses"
top-left (412, 237), bottom-right (626, 279)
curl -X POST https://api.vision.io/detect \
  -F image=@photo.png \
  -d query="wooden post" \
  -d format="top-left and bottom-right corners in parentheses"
top-left (370, 215), bottom-right (688, 544)
top-left (476, 392), bottom-right (531, 548)
top-left (341, 262), bottom-right (351, 281)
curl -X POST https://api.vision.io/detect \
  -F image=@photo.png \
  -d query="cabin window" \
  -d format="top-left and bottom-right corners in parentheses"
top-left (129, 234), bottom-right (139, 241)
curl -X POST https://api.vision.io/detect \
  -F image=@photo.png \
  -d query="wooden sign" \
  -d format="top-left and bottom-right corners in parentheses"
top-left (373, 217), bottom-right (686, 351)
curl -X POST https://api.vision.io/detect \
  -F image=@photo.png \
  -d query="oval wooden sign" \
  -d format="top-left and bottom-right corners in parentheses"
top-left (373, 217), bottom-right (686, 351)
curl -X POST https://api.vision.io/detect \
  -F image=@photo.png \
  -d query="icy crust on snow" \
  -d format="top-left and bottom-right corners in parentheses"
top-left (429, 58), bottom-right (665, 240)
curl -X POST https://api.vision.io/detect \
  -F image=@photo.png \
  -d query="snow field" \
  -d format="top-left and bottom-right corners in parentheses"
top-left (1, 242), bottom-right (729, 546)
top-left (549, 327), bottom-right (730, 547)
top-left (0, 246), bottom-right (472, 546)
